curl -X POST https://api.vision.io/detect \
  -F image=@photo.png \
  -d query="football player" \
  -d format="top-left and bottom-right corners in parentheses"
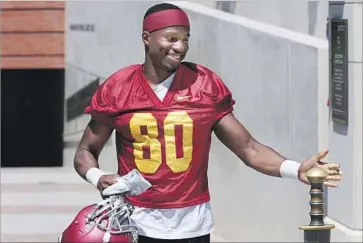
top-left (72, 3), bottom-right (342, 243)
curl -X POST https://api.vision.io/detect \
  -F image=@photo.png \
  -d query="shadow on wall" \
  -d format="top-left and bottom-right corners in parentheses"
top-left (308, 1), bottom-right (318, 36)
top-left (216, 1), bottom-right (236, 14)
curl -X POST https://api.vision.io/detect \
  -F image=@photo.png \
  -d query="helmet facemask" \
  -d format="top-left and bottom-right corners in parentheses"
top-left (86, 195), bottom-right (138, 242)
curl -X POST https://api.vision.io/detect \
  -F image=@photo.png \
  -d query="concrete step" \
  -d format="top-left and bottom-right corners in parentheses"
top-left (1, 233), bottom-right (60, 242)
top-left (1, 168), bottom-right (98, 242)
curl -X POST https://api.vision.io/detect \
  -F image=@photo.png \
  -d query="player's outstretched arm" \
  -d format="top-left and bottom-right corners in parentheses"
top-left (74, 119), bottom-right (114, 184)
top-left (213, 113), bottom-right (285, 177)
top-left (213, 113), bottom-right (342, 187)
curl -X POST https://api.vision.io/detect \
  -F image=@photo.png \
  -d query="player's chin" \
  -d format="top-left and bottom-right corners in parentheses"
top-left (162, 60), bottom-right (180, 73)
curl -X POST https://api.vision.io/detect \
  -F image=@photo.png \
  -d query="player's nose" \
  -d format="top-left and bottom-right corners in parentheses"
top-left (172, 40), bottom-right (188, 54)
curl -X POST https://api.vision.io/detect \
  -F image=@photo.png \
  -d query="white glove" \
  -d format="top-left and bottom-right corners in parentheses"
top-left (102, 169), bottom-right (152, 197)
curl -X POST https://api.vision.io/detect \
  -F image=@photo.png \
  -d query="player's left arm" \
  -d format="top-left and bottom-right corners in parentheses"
top-left (213, 113), bottom-right (285, 177)
top-left (213, 113), bottom-right (342, 187)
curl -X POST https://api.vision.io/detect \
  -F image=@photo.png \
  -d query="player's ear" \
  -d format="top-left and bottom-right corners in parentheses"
top-left (142, 31), bottom-right (151, 47)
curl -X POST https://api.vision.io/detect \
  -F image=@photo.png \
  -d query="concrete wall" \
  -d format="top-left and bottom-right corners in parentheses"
top-left (325, 1), bottom-right (363, 241)
top-left (64, 1), bottom-right (362, 242)
top-left (192, 0), bottom-right (330, 40)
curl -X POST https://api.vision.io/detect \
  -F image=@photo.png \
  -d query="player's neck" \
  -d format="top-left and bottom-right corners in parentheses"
top-left (142, 62), bottom-right (174, 86)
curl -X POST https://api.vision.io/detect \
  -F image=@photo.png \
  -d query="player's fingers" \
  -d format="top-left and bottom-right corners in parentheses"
top-left (324, 181), bottom-right (338, 188)
top-left (328, 169), bottom-right (343, 176)
top-left (112, 174), bottom-right (120, 182)
top-left (327, 163), bottom-right (340, 170)
top-left (326, 174), bottom-right (342, 181)
top-left (100, 175), bottom-right (119, 187)
top-left (108, 176), bottom-right (120, 185)
top-left (309, 150), bottom-right (329, 164)
top-left (318, 162), bottom-right (341, 174)
top-left (316, 149), bottom-right (329, 161)
top-left (328, 170), bottom-right (338, 175)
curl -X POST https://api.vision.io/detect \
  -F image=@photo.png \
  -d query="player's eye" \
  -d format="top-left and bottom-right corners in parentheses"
top-left (166, 36), bottom-right (179, 42)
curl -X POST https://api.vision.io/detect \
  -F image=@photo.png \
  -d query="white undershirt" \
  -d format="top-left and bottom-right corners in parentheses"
top-left (129, 73), bottom-right (214, 239)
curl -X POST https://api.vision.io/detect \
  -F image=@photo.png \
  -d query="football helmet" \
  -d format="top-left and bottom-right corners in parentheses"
top-left (58, 195), bottom-right (138, 243)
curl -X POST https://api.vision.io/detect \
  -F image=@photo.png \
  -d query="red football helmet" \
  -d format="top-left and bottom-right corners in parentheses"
top-left (58, 195), bottom-right (138, 243)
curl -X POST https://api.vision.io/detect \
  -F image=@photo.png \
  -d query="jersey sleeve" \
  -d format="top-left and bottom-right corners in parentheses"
top-left (211, 72), bottom-right (235, 121)
top-left (84, 76), bottom-right (120, 127)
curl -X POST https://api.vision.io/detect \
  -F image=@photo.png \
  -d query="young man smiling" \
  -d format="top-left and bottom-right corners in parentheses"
top-left (72, 3), bottom-right (342, 243)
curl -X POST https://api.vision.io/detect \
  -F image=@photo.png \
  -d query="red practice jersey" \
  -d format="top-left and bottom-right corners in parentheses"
top-left (85, 62), bottom-right (235, 209)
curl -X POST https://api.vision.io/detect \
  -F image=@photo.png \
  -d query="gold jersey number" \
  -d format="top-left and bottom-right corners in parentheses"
top-left (129, 111), bottom-right (193, 174)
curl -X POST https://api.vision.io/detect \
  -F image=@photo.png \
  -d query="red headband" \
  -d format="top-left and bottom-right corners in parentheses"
top-left (143, 9), bottom-right (190, 32)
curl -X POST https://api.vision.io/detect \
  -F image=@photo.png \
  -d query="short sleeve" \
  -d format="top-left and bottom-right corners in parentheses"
top-left (211, 72), bottom-right (235, 121)
top-left (84, 77), bottom-right (120, 127)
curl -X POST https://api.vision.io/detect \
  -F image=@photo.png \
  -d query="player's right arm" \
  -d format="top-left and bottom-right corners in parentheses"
top-left (74, 119), bottom-right (117, 191)
top-left (75, 69), bottom-right (131, 190)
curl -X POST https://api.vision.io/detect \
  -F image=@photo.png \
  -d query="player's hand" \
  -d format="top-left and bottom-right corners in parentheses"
top-left (97, 174), bottom-right (120, 192)
top-left (298, 149), bottom-right (343, 188)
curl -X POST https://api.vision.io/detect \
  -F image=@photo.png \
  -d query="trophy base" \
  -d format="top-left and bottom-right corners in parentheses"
top-left (299, 224), bottom-right (335, 243)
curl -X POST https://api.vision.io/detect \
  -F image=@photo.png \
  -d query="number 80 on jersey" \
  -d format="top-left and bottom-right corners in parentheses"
top-left (129, 111), bottom-right (193, 174)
